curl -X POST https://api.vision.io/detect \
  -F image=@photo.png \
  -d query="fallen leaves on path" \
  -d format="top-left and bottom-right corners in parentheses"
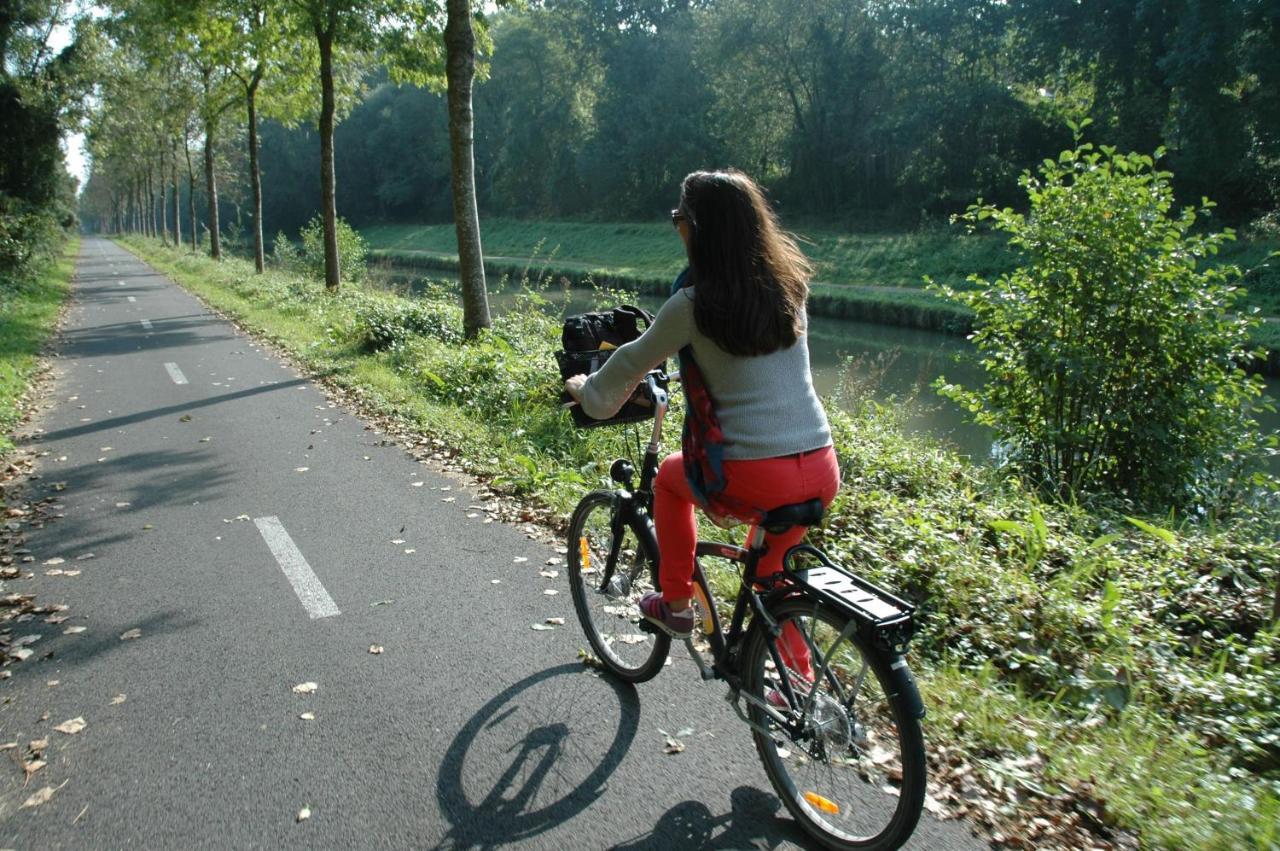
top-left (54, 717), bottom-right (86, 735)
top-left (368, 645), bottom-right (384, 655)
top-left (119, 628), bottom-right (141, 640)
top-left (292, 682), bottom-right (318, 694)
top-left (296, 806), bottom-right (311, 822)
top-left (299, 712), bottom-right (315, 721)
top-left (110, 694), bottom-right (127, 705)
top-left (21, 784), bottom-right (62, 809)
top-left (63, 626), bottom-right (86, 634)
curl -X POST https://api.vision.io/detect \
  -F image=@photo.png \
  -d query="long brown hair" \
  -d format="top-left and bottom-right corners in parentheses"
top-left (678, 169), bottom-right (812, 356)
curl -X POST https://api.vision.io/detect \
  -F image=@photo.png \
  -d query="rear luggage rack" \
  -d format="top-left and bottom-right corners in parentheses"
top-left (783, 545), bottom-right (916, 653)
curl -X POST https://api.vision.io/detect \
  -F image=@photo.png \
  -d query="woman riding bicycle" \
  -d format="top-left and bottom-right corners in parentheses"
top-left (564, 168), bottom-right (838, 664)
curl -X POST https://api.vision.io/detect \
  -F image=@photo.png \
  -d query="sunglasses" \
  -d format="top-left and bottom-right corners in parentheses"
top-left (670, 208), bottom-right (688, 228)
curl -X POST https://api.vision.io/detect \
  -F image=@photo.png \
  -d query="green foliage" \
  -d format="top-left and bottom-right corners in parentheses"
top-left (270, 230), bottom-right (300, 271)
top-left (936, 141), bottom-right (1273, 512)
top-left (299, 214), bottom-right (367, 284)
top-left (352, 290), bottom-right (463, 351)
top-left (0, 236), bottom-right (76, 454)
top-left (0, 195), bottom-right (64, 283)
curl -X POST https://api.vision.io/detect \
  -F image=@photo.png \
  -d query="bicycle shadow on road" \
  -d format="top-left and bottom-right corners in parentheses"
top-left (435, 662), bottom-right (640, 850)
top-left (610, 786), bottom-right (811, 851)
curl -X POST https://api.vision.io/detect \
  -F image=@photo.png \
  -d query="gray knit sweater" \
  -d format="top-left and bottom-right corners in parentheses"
top-left (579, 287), bottom-right (832, 460)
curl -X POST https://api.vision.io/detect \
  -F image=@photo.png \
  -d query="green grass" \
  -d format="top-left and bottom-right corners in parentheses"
top-left (0, 236), bottom-right (78, 454)
top-left (361, 218), bottom-right (1010, 291)
top-left (121, 235), bottom-right (1280, 848)
top-left (362, 217), bottom-right (1280, 304)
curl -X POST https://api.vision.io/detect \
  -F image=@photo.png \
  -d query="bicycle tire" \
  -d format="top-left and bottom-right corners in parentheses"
top-left (742, 597), bottom-right (925, 850)
top-left (567, 490), bottom-right (671, 683)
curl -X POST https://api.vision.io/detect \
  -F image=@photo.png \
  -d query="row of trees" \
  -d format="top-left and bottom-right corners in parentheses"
top-left (1, 1), bottom-right (98, 288)
top-left (144, 0), bottom-right (1280, 239)
top-left (77, 0), bottom-right (492, 335)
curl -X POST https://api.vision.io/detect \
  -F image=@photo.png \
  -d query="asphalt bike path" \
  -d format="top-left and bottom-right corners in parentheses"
top-left (0, 238), bottom-right (985, 849)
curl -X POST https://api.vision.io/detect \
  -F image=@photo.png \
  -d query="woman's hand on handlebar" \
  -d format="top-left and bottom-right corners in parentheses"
top-left (564, 374), bottom-right (587, 403)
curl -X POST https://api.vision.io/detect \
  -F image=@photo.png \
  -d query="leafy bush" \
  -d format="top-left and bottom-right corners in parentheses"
top-left (270, 230), bottom-right (301, 272)
top-left (0, 193), bottom-right (62, 288)
top-left (936, 138), bottom-right (1272, 512)
top-left (299, 214), bottom-right (367, 285)
top-left (353, 295), bottom-right (463, 351)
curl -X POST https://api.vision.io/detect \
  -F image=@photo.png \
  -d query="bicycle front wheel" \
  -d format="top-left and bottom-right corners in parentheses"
top-left (567, 490), bottom-right (670, 683)
top-left (742, 598), bottom-right (925, 850)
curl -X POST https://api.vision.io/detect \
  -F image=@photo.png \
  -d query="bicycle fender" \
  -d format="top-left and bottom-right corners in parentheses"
top-left (887, 656), bottom-right (926, 720)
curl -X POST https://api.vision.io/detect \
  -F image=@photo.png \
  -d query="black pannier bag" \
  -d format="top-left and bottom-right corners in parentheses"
top-left (556, 305), bottom-right (662, 428)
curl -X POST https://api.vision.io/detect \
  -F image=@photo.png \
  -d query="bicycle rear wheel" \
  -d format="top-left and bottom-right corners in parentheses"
top-left (742, 598), bottom-right (925, 850)
top-left (567, 490), bottom-right (670, 683)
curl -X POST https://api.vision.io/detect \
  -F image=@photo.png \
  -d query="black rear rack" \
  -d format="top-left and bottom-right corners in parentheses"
top-left (782, 545), bottom-right (916, 654)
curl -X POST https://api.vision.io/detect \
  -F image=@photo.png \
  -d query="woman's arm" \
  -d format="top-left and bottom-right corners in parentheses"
top-left (565, 290), bottom-right (693, 419)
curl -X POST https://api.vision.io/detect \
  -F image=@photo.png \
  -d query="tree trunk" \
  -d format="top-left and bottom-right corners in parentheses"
top-left (184, 136), bottom-right (197, 252)
top-left (146, 166), bottom-right (157, 238)
top-left (204, 119), bottom-right (221, 260)
top-left (445, 0), bottom-right (491, 338)
top-left (171, 141), bottom-right (181, 248)
top-left (159, 150), bottom-right (170, 246)
top-left (317, 27), bottom-right (340, 291)
top-left (247, 77), bottom-right (265, 273)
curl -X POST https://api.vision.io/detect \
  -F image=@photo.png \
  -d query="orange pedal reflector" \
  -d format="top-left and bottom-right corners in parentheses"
top-left (578, 536), bottom-right (590, 570)
top-left (803, 792), bottom-right (840, 814)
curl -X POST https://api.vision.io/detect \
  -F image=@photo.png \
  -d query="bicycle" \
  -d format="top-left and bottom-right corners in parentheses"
top-left (566, 370), bottom-right (926, 851)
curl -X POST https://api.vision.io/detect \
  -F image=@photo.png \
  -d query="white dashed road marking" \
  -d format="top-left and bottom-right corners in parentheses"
top-left (253, 516), bottom-right (341, 619)
top-left (127, 296), bottom-right (136, 303)
top-left (164, 362), bottom-right (188, 384)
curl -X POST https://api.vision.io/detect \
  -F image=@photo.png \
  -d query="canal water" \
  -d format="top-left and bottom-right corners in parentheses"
top-left (372, 269), bottom-right (1279, 470)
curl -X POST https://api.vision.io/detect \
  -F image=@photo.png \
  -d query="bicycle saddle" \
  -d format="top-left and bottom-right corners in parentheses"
top-left (761, 499), bottom-right (824, 534)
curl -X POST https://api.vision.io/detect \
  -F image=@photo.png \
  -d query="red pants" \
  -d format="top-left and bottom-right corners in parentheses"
top-left (654, 446), bottom-right (840, 679)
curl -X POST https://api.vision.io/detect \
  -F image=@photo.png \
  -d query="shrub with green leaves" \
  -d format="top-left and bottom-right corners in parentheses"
top-left (936, 137), bottom-right (1272, 512)
top-left (353, 296), bottom-right (463, 351)
top-left (270, 230), bottom-right (301, 272)
top-left (299, 215), bottom-right (367, 285)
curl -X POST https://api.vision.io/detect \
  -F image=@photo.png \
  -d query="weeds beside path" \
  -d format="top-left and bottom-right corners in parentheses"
top-left (1, 236), bottom-right (78, 455)
top-left (120, 236), bottom-right (1279, 849)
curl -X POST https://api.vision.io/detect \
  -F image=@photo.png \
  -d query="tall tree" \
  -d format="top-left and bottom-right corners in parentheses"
top-left (218, 0), bottom-right (314, 272)
top-left (286, 0), bottom-right (443, 291)
top-left (445, 0), bottom-right (489, 337)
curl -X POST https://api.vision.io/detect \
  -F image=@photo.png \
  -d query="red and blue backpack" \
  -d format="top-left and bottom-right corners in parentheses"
top-left (673, 270), bottom-right (766, 526)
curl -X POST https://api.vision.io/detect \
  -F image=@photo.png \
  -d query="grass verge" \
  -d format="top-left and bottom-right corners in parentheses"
top-left (123, 235), bottom-right (1279, 849)
top-left (0, 236), bottom-right (78, 454)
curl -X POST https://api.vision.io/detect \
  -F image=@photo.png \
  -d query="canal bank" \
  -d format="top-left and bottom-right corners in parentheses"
top-left (371, 249), bottom-right (1280, 377)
